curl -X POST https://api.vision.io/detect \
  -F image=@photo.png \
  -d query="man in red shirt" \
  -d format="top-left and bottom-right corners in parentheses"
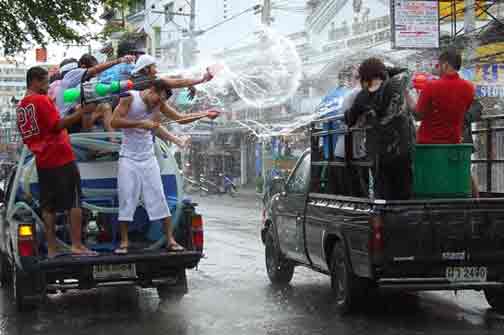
top-left (416, 48), bottom-right (479, 197)
top-left (416, 48), bottom-right (475, 144)
top-left (17, 66), bottom-right (97, 258)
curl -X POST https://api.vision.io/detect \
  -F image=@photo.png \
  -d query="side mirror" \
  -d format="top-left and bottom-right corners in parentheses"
top-left (270, 177), bottom-right (286, 196)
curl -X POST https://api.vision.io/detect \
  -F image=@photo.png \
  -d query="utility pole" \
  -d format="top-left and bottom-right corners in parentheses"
top-left (464, 0), bottom-right (476, 34)
top-left (183, 0), bottom-right (197, 67)
top-left (262, 0), bottom-right (272, 26)
top-left (464, 0), bottom-right (476, 60)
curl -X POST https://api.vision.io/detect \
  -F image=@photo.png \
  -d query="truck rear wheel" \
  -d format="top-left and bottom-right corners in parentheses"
top-left (157, 269), bottom-right (188, 302)
top-left (484, 288), bottom-right (504, 313)
top-left (265, 229), bottom-right (294, 286)
top-left (0, 252), bottom-right (12, 286)
top-left (330, 242), bottom-right (367, 314)
top-left (13, 269), bottom-right (40, 312)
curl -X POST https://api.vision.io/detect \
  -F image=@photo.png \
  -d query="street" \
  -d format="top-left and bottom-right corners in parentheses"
top-left (0, 193), bottom-right (503, 334)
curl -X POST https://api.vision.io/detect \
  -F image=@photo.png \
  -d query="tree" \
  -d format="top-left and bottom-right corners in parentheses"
top-left (0, 0), bottom-right (123, 54)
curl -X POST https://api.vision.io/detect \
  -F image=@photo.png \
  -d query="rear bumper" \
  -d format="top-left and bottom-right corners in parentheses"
top-left (378, 278), bottom-right (504, 291)
top-left (18, 251), bottom-right (202, 290)
top-left (35, 250), bottom-right (202, 270)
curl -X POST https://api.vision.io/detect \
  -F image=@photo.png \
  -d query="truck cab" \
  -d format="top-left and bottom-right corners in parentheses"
top-left (0, 132), bottom-right (204, 311)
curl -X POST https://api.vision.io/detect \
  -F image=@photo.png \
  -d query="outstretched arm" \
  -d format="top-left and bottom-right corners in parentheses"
top-left (154, 126), bottom-right (188, 148)
top-left (160, 69), bottom-right (213, 89)
top-left (86, 55), bottom-right (135, 79)
top-left (159, 102), bottom-right (220, 124)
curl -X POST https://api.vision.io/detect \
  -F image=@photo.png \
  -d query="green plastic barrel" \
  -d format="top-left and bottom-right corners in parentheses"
top-left (413, 144), bottom-right (473, 198)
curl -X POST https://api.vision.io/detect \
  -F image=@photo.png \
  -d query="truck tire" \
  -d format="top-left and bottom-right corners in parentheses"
top-left (330, 242), bottom-right (367, 314)
top-left (265, 229), bottom-right (294, 286)
top-left (0, 252), bottom-right (12, 286)
top-left (157, 269), bottom-right (188, 302)
top-left (12, 268), bottom-right (39, 312)
top-left (484, 288), bottom-right (504, 313)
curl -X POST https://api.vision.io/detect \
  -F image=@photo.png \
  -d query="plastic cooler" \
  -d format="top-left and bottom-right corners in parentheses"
top-left (413, 144), bottom-right (473, 198)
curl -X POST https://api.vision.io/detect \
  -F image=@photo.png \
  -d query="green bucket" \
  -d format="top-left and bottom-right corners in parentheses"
top-left (413, 144), bottom-right (473, 198)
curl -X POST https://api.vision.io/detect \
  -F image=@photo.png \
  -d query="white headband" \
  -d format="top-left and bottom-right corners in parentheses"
top-left (60, 62), bottom-right (78, 73)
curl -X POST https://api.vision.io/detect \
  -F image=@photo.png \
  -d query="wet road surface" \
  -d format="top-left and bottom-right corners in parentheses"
top-left (1, 193), bottom-right (504, 335)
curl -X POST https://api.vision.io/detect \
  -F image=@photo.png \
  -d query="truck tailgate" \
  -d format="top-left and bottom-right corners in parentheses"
top-left (380, 199), bottom-right (504, 280)
top-left (37, 250), bottom-right (202, 270)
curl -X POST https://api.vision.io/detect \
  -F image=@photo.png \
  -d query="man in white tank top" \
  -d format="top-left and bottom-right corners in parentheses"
top-left (111, 80), bottom-right (219, 253)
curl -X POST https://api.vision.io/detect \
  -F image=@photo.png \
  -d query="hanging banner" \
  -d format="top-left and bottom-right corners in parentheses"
top-left (391, 0), bottom-right (440, 49)
top-left (439, 0), bottom-right (488, 21)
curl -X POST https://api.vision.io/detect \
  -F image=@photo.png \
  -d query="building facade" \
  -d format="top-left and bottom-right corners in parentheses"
top-left (0, 61), bottom-right (26, 159)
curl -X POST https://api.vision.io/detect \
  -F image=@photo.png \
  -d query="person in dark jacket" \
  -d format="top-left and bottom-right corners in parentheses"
top-left (345, 58), bottom-right (416, 200)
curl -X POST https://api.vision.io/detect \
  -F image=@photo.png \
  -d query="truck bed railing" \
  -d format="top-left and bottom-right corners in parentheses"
top-left (471, 114), bottom-right (504, 193)
top-left (310, 113), bottom-right (504, 197)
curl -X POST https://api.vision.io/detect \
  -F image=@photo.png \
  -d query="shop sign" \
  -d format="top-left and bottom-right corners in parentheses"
top-left (391, 0), bottom-right (440, 49)
top-left (461, 63), bottom-right (504, 98)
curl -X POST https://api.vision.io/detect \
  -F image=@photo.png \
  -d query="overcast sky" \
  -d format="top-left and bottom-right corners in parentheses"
top-left (195, 0), bottom-right (306, 55)
top-left (21, 1), bottom-right (307, 66)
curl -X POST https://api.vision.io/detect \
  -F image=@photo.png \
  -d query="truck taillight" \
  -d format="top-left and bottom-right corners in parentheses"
top-left (369, 216), bottom-right (384, 255)
top-left (18, 224), bottom-right (36, 257)
top-left (192, 215), bottom-right (204, 252)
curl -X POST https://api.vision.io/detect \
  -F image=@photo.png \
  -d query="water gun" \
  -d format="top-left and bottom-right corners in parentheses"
top-left (412, 72), bottom-right (437, 92)
top-left (63, 80), bottom-right (135, 105)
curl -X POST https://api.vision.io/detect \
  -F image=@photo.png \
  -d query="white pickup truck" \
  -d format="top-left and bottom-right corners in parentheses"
top-left (0, 132), bottom-right (204, 311)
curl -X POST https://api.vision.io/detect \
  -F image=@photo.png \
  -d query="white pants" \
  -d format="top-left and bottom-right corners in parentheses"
top-left (117, 156), bottom-right (171, 222)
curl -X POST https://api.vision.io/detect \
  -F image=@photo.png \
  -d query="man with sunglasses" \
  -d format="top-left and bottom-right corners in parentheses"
top-left (110, 80), bottom-right (219, 254)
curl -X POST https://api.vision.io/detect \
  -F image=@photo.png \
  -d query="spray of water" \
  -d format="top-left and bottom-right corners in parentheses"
top-left (159, 26), bottom-right (303, 110)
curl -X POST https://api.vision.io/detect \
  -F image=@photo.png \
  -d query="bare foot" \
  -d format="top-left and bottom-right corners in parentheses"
top-left (114, 243), bottom-right (128, 255)
top-left (71, 246), bottom-right (98, 256)
top-left (47, 248), bottom-right (58, 259)
top-left (166, 242), bottom-right (185, 252)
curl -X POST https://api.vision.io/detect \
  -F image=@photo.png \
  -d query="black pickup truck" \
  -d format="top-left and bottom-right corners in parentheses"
top-left (262, 114), bottom-right (504, 314)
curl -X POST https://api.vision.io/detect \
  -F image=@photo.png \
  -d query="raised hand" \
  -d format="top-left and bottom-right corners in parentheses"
top-left (202, 68), bottom-right (214, 83)
top-left (121, 55), bottom-right (136, 64)
top-left (206, 109), bottom-right (221, 120)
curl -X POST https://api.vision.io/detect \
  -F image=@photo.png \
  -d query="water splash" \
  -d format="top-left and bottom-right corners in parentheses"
top-left (160, 26), bottom-right (303, 110)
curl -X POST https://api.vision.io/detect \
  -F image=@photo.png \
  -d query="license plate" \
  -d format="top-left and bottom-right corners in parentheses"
top-left (93, 263), bottom-right (137, 280)
top-left (446, 266), bottom-right (487, 282)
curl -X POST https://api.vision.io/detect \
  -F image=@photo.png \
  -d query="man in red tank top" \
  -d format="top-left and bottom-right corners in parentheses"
top-left (17, 66), bottom-right (97, 258)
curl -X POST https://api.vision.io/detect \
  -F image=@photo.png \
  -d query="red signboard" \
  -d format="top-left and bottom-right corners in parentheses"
top-left (35, 48), bottom-right (47, 63)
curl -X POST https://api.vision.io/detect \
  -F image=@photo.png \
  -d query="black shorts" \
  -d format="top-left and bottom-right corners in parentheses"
top-left (37, 161), bottom-right (82, 212)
